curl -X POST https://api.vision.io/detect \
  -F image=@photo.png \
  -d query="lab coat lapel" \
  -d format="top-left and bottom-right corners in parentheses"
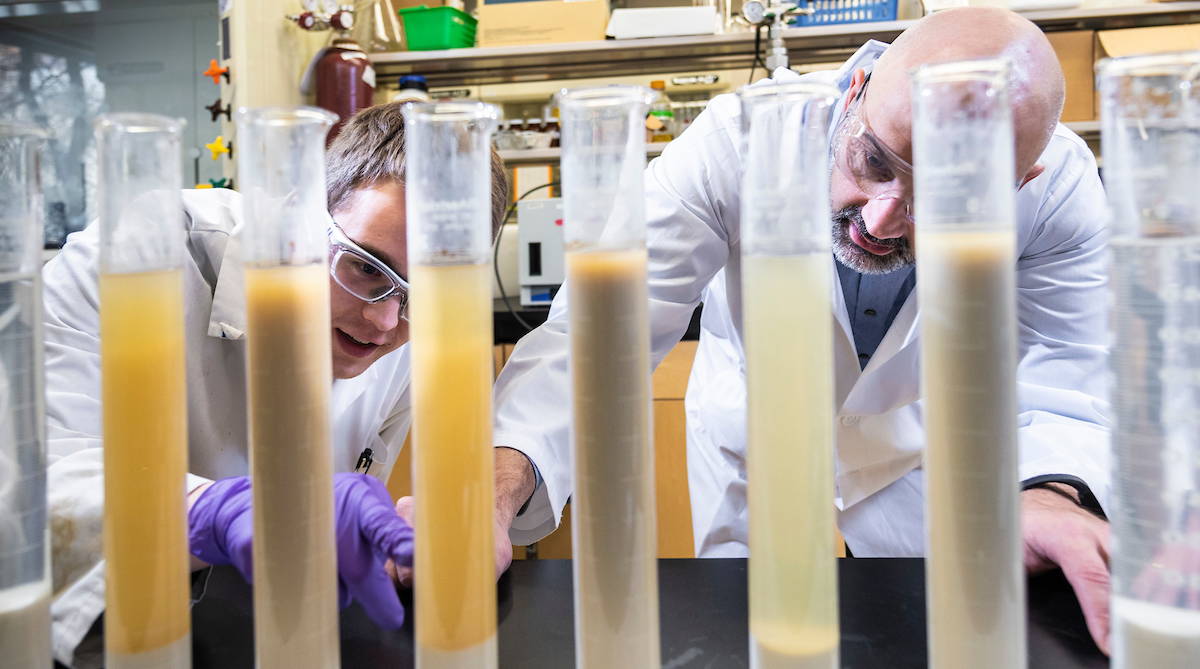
top-left (843, 291), bottom-right (921, 414)
top-left (830, 258), bottom-right (861, 411)
top-left (206, 221), bottom-right (247, 341)
top-left (332, 363), bottom-right (377, 426)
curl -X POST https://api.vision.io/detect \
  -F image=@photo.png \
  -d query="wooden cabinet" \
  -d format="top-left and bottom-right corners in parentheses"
top-left (388, 341), bottom-right (700, 559)
top-left (388, 339), bottom-right (849, 559)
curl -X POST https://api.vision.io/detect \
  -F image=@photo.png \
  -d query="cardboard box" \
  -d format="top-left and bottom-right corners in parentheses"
top-left (478, 0), bottom-right (610, 47)
top-left (1046, 24), bottom-right (1199, 123)
top-left (394, 0), bottom-right (445, 9)
top-left (1046, 30), bottom-right (1096, 123)
top-left (1095, 23), bottom-right (1200, 60)
top-left (1093, 24), bottom-right (1200, 118)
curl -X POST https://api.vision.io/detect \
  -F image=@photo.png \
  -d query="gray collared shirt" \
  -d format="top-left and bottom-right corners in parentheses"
top-left (835, 257), bottom-right (916, 370)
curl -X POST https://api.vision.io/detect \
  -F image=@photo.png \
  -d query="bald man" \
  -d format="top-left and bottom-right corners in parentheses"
top-left (492, 7), bottom-right (1113, 652)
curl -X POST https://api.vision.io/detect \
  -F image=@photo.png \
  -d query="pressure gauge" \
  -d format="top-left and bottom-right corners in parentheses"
top-left (320, 0), bottom-right (339, 15)
top-left (330, 10), bottom-right (353, 29)
top-left (301, 0), bottom-right (318, 11)
top-left (742, 0), bottom-right (767, 24)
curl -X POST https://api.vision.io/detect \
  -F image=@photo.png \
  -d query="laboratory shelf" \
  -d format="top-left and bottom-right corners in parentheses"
top-left (369, 3), bottom-right (1200, 86)
top-left (1063, 120), bottom-right (1101, 140)
top-left (497, 128), bottom-right (1098, 166)
top-left (498, 142), bottom-right (669, 165)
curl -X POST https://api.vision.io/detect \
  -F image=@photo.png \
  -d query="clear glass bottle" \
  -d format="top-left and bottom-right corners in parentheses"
top-left (367, 0), bottom-right (407, 52)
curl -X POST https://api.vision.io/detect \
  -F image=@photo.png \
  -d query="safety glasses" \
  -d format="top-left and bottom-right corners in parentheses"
top-left (328, 221), bottom-right (410, 319)
top-left (831, 76), bottom-right (915, 222)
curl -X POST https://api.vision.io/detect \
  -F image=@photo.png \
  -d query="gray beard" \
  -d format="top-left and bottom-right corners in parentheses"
top-left (830, 205), bottom-right (915, 275)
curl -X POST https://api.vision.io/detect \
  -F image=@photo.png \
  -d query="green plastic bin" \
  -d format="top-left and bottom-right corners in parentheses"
top-left (398, 5), bottom-right (477, 51)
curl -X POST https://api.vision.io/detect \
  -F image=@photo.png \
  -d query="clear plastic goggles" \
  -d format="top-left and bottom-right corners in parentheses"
top-left (328, 222), bottom-right (410, 319)
top-left (832, 78), bottom-right (915, 221)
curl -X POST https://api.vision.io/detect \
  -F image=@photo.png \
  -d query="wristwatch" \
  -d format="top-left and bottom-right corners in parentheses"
top-left (1022, 474), bottom-right (1106, 520)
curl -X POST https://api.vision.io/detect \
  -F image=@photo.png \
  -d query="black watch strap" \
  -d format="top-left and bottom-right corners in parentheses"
top-left (1022, 474), bottom-right (1107, 520)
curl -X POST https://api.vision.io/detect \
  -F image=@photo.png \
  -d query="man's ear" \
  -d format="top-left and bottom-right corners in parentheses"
top-left (844, 68), bottom-right (867, 114)
top-left (1018, 163), bottom-right (1046, 190)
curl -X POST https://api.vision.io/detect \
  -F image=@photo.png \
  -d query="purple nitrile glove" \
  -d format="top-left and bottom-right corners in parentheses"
top-left (188, 476), bottom-right (255, 581)
top-left (332, 472), bottom-right (414, 629)
top-left (187, 473), bottom-right (414, 630)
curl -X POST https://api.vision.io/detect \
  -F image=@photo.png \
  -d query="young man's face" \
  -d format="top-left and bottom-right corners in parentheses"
top-left (328, 181), bottom-right (410, 379)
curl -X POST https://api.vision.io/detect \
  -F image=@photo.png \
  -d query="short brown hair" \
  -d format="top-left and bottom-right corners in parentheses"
top-left (326, 101), bottom-right (511, 239)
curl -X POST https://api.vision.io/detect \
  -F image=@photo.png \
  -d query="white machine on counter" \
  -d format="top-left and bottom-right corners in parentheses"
top-left (517, 198), bottom-right (565, 307)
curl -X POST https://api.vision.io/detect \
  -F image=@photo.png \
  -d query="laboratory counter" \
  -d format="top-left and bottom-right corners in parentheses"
top-left (64, 557), bottom-right (1107, 668)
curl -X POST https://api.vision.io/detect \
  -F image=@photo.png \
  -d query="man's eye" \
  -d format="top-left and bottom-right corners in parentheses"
top-left (860, 149), bottom-right (894, 182)
top-left (356, 262), bottom-right (381, 277)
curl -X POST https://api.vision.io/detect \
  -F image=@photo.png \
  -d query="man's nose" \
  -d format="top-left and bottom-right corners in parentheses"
top-left (860, 197), bottom-right (910, 240)
top-left (362, 296), bottom-right (401, 332)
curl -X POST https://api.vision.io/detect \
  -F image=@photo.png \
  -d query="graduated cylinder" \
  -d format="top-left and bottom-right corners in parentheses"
top-left (0, 123), bottom-right (51, 669)
top-left (402, 101), bottom-right (499, 669)
top-left (911, 60), bottom-right (1024, 669)
top-left (1099, 52), bottom-right (1200, 669)
top-left (738, 83), bottom-right (840, 669)
top-left (237, 107), bottom-right (340, 669)
top-left (95, 114), bottom-right (191, 669)
top-left (557, 86), bottom-right (660, 669)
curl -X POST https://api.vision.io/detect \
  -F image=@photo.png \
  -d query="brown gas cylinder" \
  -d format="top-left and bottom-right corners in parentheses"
top-left (316, 36), bottom-right (375, 145)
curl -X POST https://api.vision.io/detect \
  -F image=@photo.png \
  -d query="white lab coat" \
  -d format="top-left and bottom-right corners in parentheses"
top-left (43, 189), bottom-right (413, 667)
top-left (494, 41), bottom-right (1111, 558)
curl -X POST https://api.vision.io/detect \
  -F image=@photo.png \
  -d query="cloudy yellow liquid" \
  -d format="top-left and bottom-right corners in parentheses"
top-left (100, 269), bottom-right (191, 668)
top-left (1113, 596), bottom-right (1200, 668)
top-left (409, 262), bottom-right (497, 669)
top-left (244, 264), bottom-right (339, 669)
top-left (916, 230), bottom-right (1025, 669)
top-left (0, 581), bottom-right (51, 669)
top-left (743, 253), bottom-right (839, 669)
top-left (567, 248), bottom-right (660, 669)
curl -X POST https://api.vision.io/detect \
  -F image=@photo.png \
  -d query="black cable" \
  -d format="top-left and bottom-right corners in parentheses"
top-left (749, 23), bottom-right (767, 85)
top-left (493, 181), bottom-right (561, 334)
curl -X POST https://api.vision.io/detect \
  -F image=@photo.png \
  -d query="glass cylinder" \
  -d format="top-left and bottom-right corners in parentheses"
top-left (402, 101), bottom-right (499, 669)
top-left (0, 121), bottom-right (50, 669)
top-left (1098, 52), bottom-right (1200, 669)
top-left (556, 85), bottom-right (659, 669)
top-left (94, 113), bottom-right (191, 669)
top-left (910, 59), bottom-right (1024, 669)
top-left (236, 106), bottom-right (339, 669)
top-left (738, 83), bottom-right (840, 669)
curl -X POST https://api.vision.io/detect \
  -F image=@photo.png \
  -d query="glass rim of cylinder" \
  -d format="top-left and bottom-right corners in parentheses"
top-left (93, 112), bottom-right (186, 135)
top-left (555, 85), bottom-right (658, 111)
top-left (736, 81), bottom-right (841, 105)
top-left (1096, 51), bottom-right (1200, 80)
top-left (235, 105), bottom-right (338, 128)
top-left (909, 56), bottom-right (1011, 87)
top-left (0, 121), bottom-right (50, 140)
top-left (399, 100), bottom-right (499, 124)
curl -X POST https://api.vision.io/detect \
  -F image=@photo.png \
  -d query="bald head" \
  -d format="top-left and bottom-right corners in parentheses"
top-left (867, 7), bottom-right (1065, 179)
